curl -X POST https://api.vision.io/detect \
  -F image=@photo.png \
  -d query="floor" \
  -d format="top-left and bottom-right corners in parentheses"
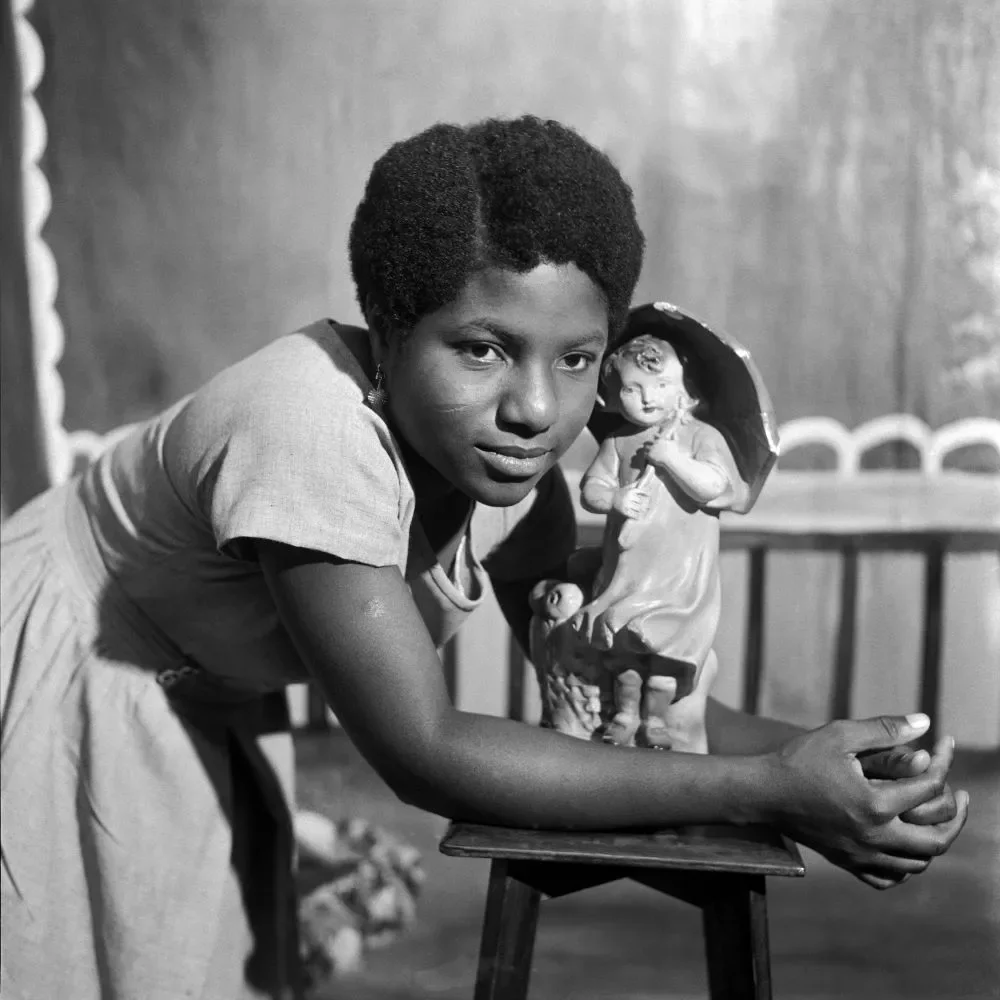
top-left (295, 731), bottom-right (1000, 1000)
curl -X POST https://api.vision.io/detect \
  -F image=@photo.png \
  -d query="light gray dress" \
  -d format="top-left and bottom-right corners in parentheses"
top-left (0, 321), bottom-right (573, 1000)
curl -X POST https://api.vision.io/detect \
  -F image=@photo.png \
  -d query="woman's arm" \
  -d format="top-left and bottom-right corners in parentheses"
top-left (260, 540), bottom-right (762, 829)
top-left (258, 540), bottom-right (964, 883)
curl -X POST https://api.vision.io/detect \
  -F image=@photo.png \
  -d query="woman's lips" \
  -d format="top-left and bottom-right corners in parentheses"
top-left (475, 445), bottom-right (551, 478)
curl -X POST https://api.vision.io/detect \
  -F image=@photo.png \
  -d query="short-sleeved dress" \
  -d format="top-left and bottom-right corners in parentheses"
top-left (0, 321), bottom-right (574, 1000)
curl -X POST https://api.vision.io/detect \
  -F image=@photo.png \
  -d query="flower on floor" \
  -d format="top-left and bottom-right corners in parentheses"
top-left (295, 812), bottom-right (424, 992)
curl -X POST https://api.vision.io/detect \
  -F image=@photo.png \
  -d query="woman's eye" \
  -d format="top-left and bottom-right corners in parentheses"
top-left (460, 343), bottom-right (503, 364)
top-left (560, 353), bottom-right (595, 373)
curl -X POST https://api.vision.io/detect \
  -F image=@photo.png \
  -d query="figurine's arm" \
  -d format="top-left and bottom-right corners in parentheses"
top-left (579, 436), bottom-right (621, 514)
top-left (647, 424), bottom-right (749, 509)
top-left (696, 427), bottom-right (751, 510)
top-left (645, 440), bottom-right (730, 505)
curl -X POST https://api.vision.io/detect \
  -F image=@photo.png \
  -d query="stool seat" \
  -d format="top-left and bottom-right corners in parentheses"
top-left (440, 821), bottom-right (805, 876)
top-left (440, 822), bottom-right (805, 1000)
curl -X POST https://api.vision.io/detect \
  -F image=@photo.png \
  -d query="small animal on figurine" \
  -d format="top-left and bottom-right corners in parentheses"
top-left (528, 580), bottom-right (604, 740)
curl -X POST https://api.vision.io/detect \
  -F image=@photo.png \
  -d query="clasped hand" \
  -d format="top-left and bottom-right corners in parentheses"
top-left (767, 714), bottom-right (969, 889)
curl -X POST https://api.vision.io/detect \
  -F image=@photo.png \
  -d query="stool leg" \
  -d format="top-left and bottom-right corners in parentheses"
top-left (474, 859), bottom-right (541, 1000)
top-left (702, 874), bottom-right (771, 1000)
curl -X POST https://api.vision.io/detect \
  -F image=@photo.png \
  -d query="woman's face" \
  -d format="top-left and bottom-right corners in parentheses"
top-left (377, 262), bottom-right (609, 506)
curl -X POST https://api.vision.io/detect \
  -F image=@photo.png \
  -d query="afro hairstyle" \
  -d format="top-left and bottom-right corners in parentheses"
top-left (348, 115), bottom-right (644, 338)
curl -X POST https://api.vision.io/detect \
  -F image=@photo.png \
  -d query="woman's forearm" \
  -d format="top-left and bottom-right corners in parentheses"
top-left (389, 706), bottom-right (776, 830)
top-left (706, 697), bottom-right (804, 755)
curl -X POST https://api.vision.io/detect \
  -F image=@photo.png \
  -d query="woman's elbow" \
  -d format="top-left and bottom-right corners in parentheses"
top-left (377, 754), bottom-right (454, 815)
top-left (387, 774), bottom-right (444, 813)
top-left (370, 713), bottom-right (464, 814)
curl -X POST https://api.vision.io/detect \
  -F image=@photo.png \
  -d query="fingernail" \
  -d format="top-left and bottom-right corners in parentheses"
top-left (906, 713), bottom-right (930, 731)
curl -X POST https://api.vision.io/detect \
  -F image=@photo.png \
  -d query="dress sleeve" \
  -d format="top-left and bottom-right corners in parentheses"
top-left (166, 332), bottom-right (409, 565)
top-left (477, 466), bottom-right (578, 583)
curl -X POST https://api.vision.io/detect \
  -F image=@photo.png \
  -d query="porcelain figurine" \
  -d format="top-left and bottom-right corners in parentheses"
top-left (528, 302), bottom-right (779, 753)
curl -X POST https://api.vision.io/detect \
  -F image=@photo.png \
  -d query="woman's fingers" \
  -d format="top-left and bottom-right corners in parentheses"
top-left (862, 734), bottom-right (960, 821)
top-left (900, 784), bottom-right (958, 825)
top-left (870, 790), bottom-right (970, 858)
top-left (865, 735), bottom-right (958, 824)
top-left (857, 872), bottom-right (910, 891)
top-left (860, 745), bottom-right (930, 778)
top-left (863, 734), bottom-right (953, 780)
top-left (817, 846), bottom-right (920, 888)
top-left (850, 789), bottom-right (969, 888)
top-left (857, 852), bottom-right (932, 876)
top-left (865, 769), bottom-right (944, 821)
top-left (782, 721), bottom-right (970, 890)
top-left (823, 790), bottom-right (968, 890)
top-left (833, 713), bottom-right (932, 754)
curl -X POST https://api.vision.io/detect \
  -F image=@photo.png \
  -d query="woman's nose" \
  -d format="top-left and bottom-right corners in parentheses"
top-left (498, 364), bottom-right (558, 435)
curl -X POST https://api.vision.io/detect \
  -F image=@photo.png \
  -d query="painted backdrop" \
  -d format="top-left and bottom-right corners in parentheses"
top-left (22, 0), bottom-right (1000, 741)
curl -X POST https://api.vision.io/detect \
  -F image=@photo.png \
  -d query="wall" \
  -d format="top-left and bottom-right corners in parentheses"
top-left (26, 0), bottom-right (1000, 740)
top-left (34, 0), bottom-right (999, 434)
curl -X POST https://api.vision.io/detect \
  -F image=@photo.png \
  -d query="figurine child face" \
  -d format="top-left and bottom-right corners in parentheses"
top-left (608, 338), bottom-right (688, 428)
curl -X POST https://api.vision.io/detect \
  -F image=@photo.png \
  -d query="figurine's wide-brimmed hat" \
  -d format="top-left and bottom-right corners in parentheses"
top-left (589, 301), bottom-right (780, 513)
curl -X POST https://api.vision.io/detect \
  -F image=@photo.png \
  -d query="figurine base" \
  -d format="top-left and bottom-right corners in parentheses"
top-left (535, 624), bottom-right (716, 754)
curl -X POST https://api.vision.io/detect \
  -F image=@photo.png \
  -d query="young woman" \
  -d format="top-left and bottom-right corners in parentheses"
top-left (0, 116), bottom-right (967, 1000)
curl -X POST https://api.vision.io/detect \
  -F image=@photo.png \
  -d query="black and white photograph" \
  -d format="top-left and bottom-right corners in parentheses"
top-left (2, 2), bottom-right (997, 998)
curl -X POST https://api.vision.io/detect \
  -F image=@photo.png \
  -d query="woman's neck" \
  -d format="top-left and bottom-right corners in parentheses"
top-left (417, 489), bottom-right (473, 565)
top-left (389, 422), bottom-right (456, 502)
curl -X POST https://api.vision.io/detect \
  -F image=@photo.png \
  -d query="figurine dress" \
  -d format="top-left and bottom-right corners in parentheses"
top-left (581, 417), bottom-right (746, 678)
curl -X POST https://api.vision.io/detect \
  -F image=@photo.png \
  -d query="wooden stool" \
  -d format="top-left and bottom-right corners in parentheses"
top-left (440, 821), bottom-right (805, 1000)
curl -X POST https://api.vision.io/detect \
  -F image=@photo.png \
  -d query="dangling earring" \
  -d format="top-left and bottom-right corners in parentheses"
top-left (367, 364), bottom-right (387, 411)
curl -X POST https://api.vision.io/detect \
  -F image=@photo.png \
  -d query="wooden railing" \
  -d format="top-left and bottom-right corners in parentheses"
top-left (265, 416), bottom-right (1000, 746)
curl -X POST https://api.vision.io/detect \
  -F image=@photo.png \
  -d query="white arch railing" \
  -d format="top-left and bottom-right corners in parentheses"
top-left (777, 414), bottom-right (1000, 476)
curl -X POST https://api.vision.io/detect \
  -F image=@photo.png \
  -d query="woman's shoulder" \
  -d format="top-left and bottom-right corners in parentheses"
top-left (170, 320), bottom-right (377, 441)
top-left (162, 320), bottom-right (413, 563)
top-left (163, 318), bottom-right (402, 494)
top-left (207, 319), bottom-right (372, 407)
